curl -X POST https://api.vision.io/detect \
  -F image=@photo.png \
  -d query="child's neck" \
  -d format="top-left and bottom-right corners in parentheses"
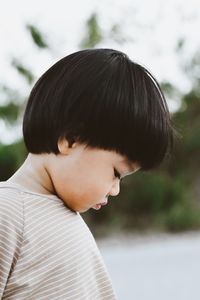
top-left (7, 153), bottom-right (57, 196)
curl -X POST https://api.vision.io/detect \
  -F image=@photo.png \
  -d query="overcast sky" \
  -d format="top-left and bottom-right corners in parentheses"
top-left (0, 0), bottom-right (200, 143)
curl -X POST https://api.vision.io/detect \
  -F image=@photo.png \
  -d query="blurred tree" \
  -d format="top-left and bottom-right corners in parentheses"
top-left (0, 24), bottom-right (50, 173)
top-left (79, 13), bottom-right (103, 48)
top-left (0, 25), bottom-right (49, 133)
top-left (79, 13), bottom-right (125, 48)
top-left (12, 59), bottom-right (35, 85)
top-left (109, 24), bottom-right (126, 44)
top-left (0, 99), bottom-right (21, 125)
top-left (26, 24), bottom-right (49, 49)
top-left (0, 141), bottom-right (27, 180)
top-left (0, 84), bottom-right (24, 134)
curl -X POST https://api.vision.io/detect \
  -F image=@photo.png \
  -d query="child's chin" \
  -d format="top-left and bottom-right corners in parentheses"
top-left (76, 206), bottom-right (91, 213)
top-left (74, 203), bottom-right (104, 213)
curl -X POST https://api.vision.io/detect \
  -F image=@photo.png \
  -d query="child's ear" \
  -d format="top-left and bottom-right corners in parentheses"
top-left (57, 138), bottom-right (76, 155)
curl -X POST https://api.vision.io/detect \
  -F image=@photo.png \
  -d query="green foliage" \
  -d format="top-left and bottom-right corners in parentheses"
top-left (0, 85), bottom-right (24, 128)
top-left (26, 24), bottom-right (49, 49)
top-left (160, 81), bottom-right (180, 99)
top-left (185, 50), bottom-right (200, 83)
top-left (79, 14), bottom-right (124, 49)
top-left (0, 140), bottom-right (27, 181)
top-left (0, 102), bottom-right (21, 124)
top-left (109, 24), bottom-right (126, 44)
top-left (185, 122), bottom-right (200, 154)
top-left (84, 171), bottom-right (188, 231)
top-left (162, 204), bottom-right (200, 232)
top-left (120, 172), bottom-right (186, 214)
top-left (12, 59), bottom-right (35, 84)
top-left (176, 38), bottom-right (185, 52)
top-left (79, 13), bottom-right (103, 48)
top-left (172, 87), bottom-right (200, 175)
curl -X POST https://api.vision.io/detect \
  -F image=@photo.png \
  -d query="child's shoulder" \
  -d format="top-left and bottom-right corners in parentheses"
top-left (0, 181), bottom-right (24, 207)
top-left (0, 182), bottom-right (24, 240)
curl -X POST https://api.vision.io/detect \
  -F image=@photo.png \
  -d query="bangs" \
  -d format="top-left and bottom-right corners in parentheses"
top-left (59, 53), bottom-right (174, 170)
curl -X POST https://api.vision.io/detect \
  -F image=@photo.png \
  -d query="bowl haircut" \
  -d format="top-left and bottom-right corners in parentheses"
top-left (23, 48), bottom-right (176, 170)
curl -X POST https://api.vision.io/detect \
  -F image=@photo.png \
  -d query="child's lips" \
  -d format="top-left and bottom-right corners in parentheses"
top-left (92, 204), bottom-right (102, 210)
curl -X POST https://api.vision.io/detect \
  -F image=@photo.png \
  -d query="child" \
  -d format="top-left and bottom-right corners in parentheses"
top-left (0, 48), bottom-right (175, 299)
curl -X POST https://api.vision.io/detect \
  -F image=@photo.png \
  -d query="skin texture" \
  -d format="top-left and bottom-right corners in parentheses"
top-left (7, 139), bottom-right (140, 213)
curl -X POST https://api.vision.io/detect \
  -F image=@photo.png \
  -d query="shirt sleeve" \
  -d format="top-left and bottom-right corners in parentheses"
top-left (0, 197), bottom-right (24, 299)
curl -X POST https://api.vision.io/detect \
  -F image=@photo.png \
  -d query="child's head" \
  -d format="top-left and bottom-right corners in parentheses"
top-left (23, 48), bottom-right (174, 170)
top-left (21, 48), bottom-right (176, 212)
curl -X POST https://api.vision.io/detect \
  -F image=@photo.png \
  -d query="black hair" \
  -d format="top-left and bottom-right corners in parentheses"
top-left (23, 48), bottom-right (177, 170)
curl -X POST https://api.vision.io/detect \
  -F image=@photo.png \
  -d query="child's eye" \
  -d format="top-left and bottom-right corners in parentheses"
top-left (114, 168), bottom-right (121, 180)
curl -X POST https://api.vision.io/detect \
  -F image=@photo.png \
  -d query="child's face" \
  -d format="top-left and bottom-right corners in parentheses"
top-left (48, 141), bottom-right (140, 213)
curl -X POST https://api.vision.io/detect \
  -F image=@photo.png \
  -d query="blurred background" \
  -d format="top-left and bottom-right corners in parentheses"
top-left (0, 0), bottom-right (200, 299)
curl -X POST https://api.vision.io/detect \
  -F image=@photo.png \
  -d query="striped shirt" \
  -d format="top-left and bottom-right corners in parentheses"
top-left (0, 181), bottom-right (118, 300)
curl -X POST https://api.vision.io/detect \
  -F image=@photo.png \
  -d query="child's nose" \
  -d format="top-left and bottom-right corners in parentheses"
top-left (109, 180), bottom-right (120, 196)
